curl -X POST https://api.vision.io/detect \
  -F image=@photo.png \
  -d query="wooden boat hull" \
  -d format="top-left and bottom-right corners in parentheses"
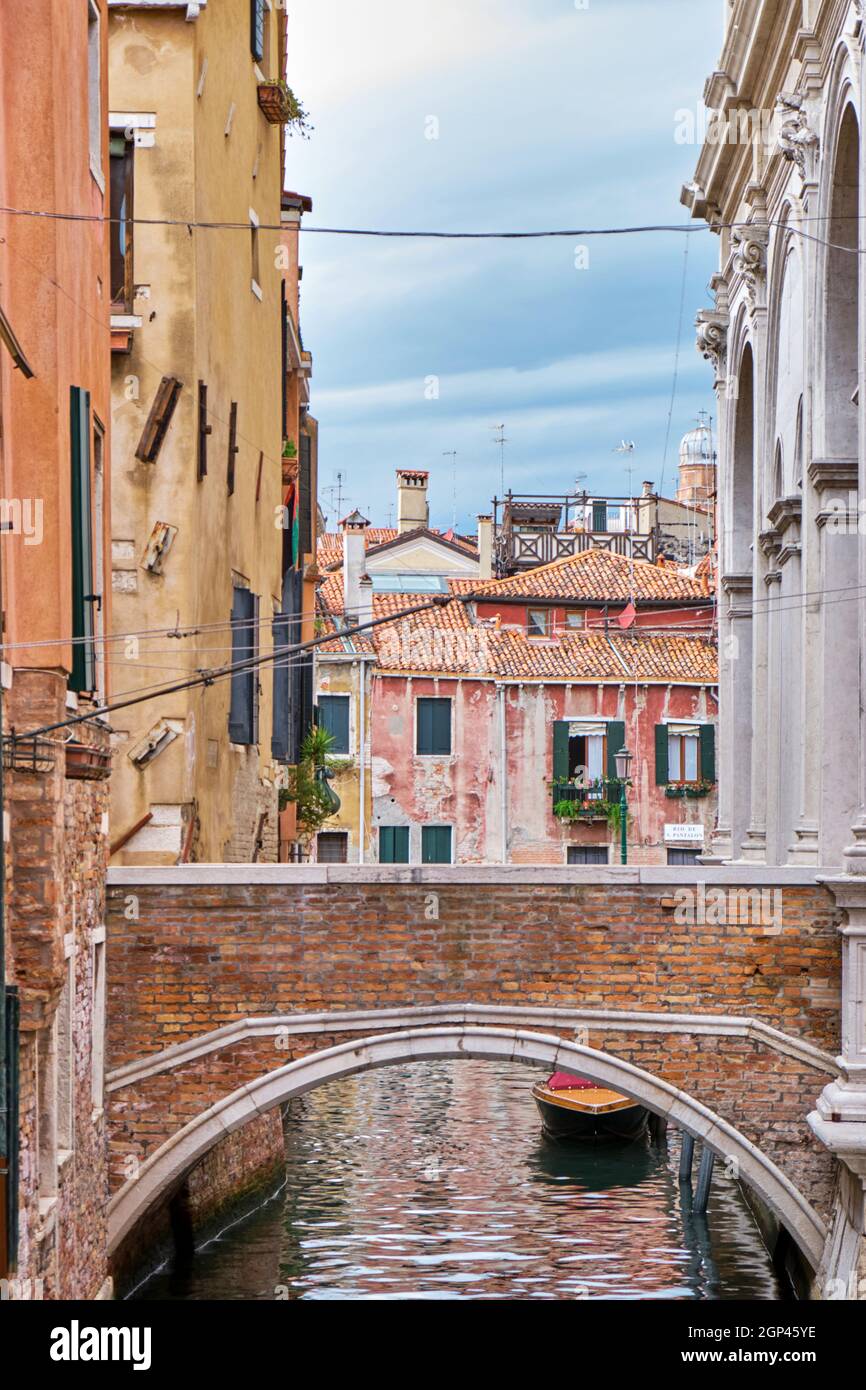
top-left (532, 1082), bottom-right (649, 1143)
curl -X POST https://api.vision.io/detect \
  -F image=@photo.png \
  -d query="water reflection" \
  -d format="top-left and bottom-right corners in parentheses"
top-left (134, 1060), bottom-right (781, 1301)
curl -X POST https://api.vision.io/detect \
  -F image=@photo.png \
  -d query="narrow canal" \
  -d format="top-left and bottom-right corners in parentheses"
top-left (133, 1060), bottom-right (782, 1301)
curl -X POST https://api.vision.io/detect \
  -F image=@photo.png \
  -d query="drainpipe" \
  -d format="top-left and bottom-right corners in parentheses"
top-left (499, 684), bottom-right (508, 864)
top-left (358, 658), bottom-right (366, 864)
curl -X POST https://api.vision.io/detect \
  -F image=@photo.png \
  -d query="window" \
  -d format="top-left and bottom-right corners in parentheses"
top-left (250, 0), bottom-right (266, 61)
top-left (56, 950), bottom-right (74, 1152)
top-left (667, 848), bottom-right (701, 865)
top-left (259, 0), bottom-right (273, 76)
top-left (655, 723), bottom-right (715, 785)
top-left (422, 825), bottom-right (452, 864)
top-left (109, 136), bottom-right (134, 308)
top-left (317, 831), bottom-right (348, 864)
top-left (564, 610), bottom-right (584, 629)
top-left (91, 931), bottom-right (106, 1110)
top-left (318, 695), bottom-right (350, 754)
top-left (379, 826), bottom-right (410, 864)
top-left (416, 697), bottom-right (451, 756)
top-left (70, 387), bottom-right (96, 693)
top-left (88, 1), bottom-right (102, 177)
top-left (228, 584), bottom-right (260, 745)
top-left (92, 418), bottom-right (106, 702)
top-left (553, 720), bottom-right (624, 787)
top-left (567, 846), bottom-right (609, 865)
top-left (37, 1025), bottom-right (58, 1201)
top-left (528, 609), bottom-right (550, 638)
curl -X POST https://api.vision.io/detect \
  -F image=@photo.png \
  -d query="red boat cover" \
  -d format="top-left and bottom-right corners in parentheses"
top-left (546, 1072), bottom-right (594, 1091)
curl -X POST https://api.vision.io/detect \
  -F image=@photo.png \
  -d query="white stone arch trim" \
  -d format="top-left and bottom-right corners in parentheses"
top-left (763, 207), bottom-right (804, 507)
top-left (106, 1024), bottom-right (828, 1269)
top-left (813, 47), bottom-right (861, 460)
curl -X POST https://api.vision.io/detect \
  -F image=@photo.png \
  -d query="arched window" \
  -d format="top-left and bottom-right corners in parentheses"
top-left (731, 344), bottom-right (755, 573)
top-left (825, 105), bottom-right (860, 458)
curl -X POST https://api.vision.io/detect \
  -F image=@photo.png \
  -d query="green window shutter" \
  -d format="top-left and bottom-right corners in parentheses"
top-left (606, 720), bottom-right (625, 780)
top-left (229, 587), bottom-right (256, 744)
top-left (700, 724), bottom-right (716, 783)
top-left (422, 825), bottom-right (452, 864)
top-left (552, 721), bottom-right (570, 782)
top-left (318, 695), bottom-right (350, 754)
top-left (655, 723), bottom-right (669, 784)
top-left (417, 698), bottom-right (451, 755)
top-left (69, 387), bottom-right (95, 693)
top-left (380, 826), bottom-right (409, 864)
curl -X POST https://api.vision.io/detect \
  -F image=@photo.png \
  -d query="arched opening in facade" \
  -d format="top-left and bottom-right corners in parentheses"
top-left (820, 100), bottom-right (861, 862)
top-left (106, 1026), bottom-right (827, 1273)
top-left (728, 341), bottom-right (755, 854)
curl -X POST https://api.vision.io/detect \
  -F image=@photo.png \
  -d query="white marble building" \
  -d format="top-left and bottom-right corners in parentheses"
top-left (683, 0), bottom-right (866, 1296)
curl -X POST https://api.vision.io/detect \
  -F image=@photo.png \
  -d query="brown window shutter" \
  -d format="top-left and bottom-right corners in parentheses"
top-left (135, 375), bottom-right (182, 463)
top-left (226, 401), bottom-right (239, 495)
top-left (197, 380), bottom-right (212, 480)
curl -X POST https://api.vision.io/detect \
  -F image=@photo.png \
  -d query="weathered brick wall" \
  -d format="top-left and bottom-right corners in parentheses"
top-left (106, 878), bottom-right (841, 1066)
top-left (6, 670), bottom-right (111, 1298)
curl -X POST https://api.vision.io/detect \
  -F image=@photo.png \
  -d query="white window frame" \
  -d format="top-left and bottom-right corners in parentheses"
top-left (88, 1), bottom-right (104, 190)
top-left (91, 927), bottom-right (107, 1112)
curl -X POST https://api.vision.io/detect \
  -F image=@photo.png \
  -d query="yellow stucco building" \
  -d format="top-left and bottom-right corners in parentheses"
top-left (107, 0), bottom-right (315, 863)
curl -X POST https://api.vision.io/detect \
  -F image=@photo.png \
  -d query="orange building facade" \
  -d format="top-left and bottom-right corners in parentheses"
top-left (0, 0), bottom-right (113, 1296)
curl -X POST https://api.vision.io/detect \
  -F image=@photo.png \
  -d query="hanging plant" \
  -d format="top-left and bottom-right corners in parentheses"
top-left (281, 725), bottom-right (340, 840)
top-left (257, 80), bottom-right (314, 138)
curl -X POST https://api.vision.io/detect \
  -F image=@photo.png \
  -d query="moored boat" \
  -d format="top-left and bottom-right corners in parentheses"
top-left (532, 1071), bottom-right (649, 1142)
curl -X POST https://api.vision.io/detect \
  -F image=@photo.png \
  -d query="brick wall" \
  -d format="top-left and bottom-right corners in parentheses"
top-left (6, 670), bottom-right (111, 1298)
top-left (105, 868), bottom-right (842, 1254)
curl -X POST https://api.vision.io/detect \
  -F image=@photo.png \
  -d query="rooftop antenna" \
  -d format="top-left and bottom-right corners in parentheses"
top-left (323, 470), bottom-right (352, 521)
top-left (443, 450), bottom-right (458, 531)
top-left (491, 424), bottom-right (508, 497)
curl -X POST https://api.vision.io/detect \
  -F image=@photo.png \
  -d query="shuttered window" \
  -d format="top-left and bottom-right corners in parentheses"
top-left (250, 0), bottom-right (265, 60)
top-left (70, 387), bottom-right (96, 693)
top-left (318, 695), bottom-right (350, 754)
top-left (229, 586), bottom-right (259, 745)
top-left (417, 697), bottom-right (451, 755)
top-left (298, 431), bottom-right (312, 558)
top-left (421, 825), bottom-right (452, 864)
top-left (655, 723), bottom-right (716, 783)
top-left (567, 847), bottom-right (609, 865)
top-left (379, 826), bottom-right (410, 864)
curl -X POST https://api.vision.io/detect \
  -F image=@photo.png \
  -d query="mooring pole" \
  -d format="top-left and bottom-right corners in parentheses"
top-left (679, 1132), bottom-right (695, 1182)
top-left (694, 1146), bottom-right (715, 1213)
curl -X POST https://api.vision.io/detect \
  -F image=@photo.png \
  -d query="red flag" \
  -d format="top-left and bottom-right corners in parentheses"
top-left (618, 601), bottom-right (637, 630)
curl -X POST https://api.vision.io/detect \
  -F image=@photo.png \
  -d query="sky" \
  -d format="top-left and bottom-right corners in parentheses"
top-left (282, 0), bottom-right (723, 534)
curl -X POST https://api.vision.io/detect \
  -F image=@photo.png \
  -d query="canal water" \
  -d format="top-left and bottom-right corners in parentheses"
top-left (133, 1060), bottom-right (781, 1301)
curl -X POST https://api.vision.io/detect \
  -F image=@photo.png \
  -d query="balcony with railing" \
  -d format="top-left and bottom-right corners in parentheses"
top-left (551, 778), bottom-right (624, 821)
top-left (492, 492), bottom-right (658, 576)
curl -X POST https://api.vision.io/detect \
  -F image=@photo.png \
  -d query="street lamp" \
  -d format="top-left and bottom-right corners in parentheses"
top-left (614, 746), bottom-right (633, 866)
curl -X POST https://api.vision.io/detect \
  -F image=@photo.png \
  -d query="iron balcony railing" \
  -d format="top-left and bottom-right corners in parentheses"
top-left (552, 778), bottom-right (623, 817)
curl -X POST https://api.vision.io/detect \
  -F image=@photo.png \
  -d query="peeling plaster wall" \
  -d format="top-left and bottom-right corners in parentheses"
top-left (370, 674), bottom-right (717, 865)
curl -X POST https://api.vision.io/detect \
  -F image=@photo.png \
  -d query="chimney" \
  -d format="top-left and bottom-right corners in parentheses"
top-left (642, 480), bottom-right (654, 497)
top-left (396, 469), bottom-right (429, 533)
top-left (341, 510), bottom-right (370, 622)
top-left (477, 515), bottom-right (493, 580)
top-left (357, 575), bottom-right (374, 631)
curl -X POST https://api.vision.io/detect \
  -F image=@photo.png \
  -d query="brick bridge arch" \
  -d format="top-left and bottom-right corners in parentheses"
top-left (105, 865), bottom-right (843, 1275)
top-left (107, 1020), bottom-right (829, 1267)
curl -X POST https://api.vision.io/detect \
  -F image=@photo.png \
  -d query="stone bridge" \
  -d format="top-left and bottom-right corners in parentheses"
top-left (103, 864), bottom-right (865, 1292)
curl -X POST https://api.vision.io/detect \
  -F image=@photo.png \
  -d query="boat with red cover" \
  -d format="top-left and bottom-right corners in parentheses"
top-left (532, 1071), bottom-right (649, 1142)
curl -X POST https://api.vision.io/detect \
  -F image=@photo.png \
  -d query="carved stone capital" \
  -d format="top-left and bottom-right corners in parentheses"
top-left (732, 223), bottom-right (769, 309)
top-left (775, 91), bottom-right (820, 180)
top-left (695, 308), bottom-right (728, 379)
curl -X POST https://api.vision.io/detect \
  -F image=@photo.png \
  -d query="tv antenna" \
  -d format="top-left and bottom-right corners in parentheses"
top-left (443, 450), bottom-right (458, 531)
top-left (491, 424), bottom-right (508, 496)
top-left (323, 470), bottom-right (352, 521)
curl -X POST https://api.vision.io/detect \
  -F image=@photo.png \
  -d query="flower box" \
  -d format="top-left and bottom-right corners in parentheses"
top-left (65, 741), bottom-right (112, 781)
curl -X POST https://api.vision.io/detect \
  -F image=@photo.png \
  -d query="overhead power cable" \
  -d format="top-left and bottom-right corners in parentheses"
top-left (4, 598), bottom-right (447, 744)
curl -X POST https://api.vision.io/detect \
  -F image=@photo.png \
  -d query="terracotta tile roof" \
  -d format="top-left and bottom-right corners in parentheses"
top-left (468, 547), bottom-right (708, 603)
top-left (316, 577), bottom-right (717, 683)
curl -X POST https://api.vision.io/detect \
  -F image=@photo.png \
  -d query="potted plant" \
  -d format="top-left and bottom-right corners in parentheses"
top-left (256, 81), bottom-right (313, 137)
top-left (281, 726), bottom-right (341, 851)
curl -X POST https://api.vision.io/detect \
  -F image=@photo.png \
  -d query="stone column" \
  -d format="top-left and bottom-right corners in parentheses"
top-left (715, 575), bottom-right (752, 861)
top-left (761, 552), bottom-right (782, 865)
